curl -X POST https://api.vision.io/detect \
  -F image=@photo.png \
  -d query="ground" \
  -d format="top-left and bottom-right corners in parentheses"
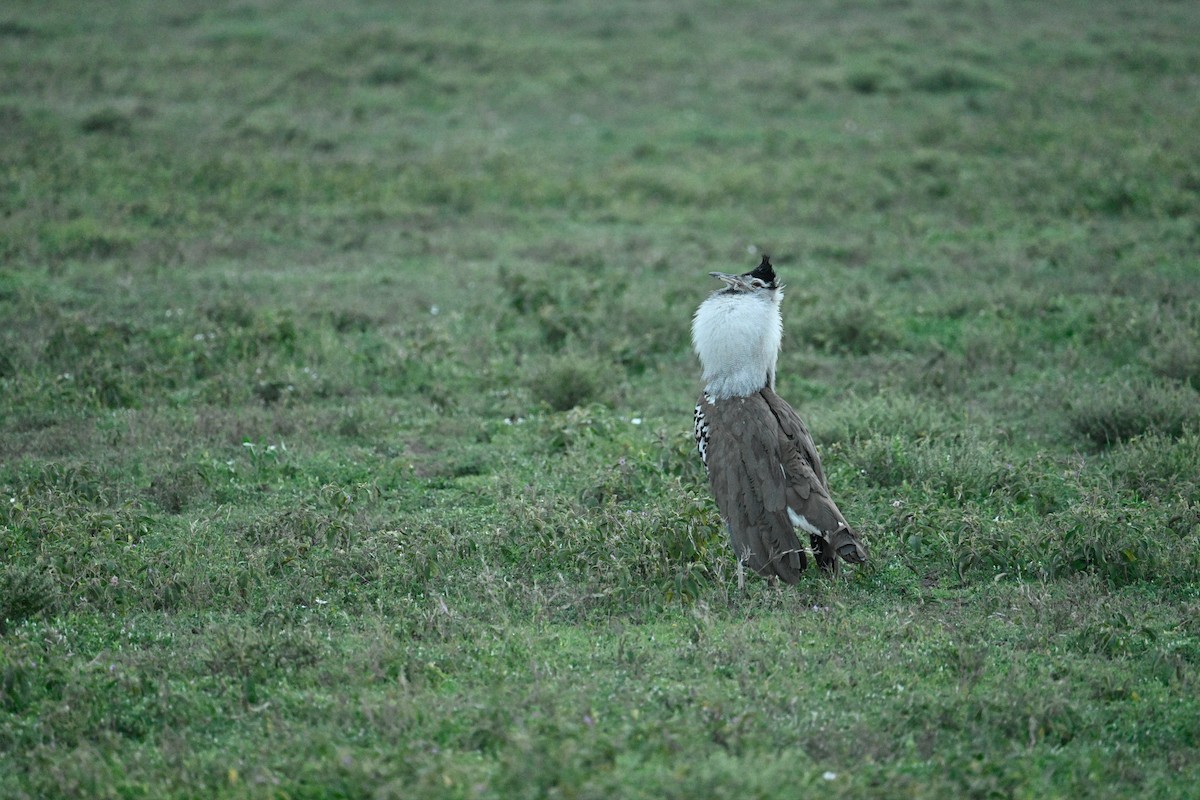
top-left (2, 1), bottom-right (1199, 797)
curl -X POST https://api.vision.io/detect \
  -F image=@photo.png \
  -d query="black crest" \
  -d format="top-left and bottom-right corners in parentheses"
top-left (747, 254), bottom-right (776, 287)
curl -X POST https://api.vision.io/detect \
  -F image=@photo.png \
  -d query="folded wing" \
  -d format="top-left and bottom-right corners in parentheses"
top-left (761, 387), bottom-right (868, 571)
top-left (700, 392), bottom-right (808, 583)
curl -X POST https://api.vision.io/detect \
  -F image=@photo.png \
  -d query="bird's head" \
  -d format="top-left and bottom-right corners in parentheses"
top-left (692, 254), bottom-right (785, 399)
top-left (709, 255), bottom-right (781, 296)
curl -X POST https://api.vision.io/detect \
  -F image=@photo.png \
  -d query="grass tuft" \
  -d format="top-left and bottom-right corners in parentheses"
top-left (79, 108), bottom-right (133, 135)
top-left (1067, 375), bottom-right (1199, 447)
top-left (0, 563), bottom-right (55, 633)
top-left (908, 63), bottom-right (1008, 93)
top-left (1146, 318), bottom-right (1200, 389)
top-left (529, 355), bottom-right (618, 411)
top-left (39, 219), bottom-right (135, 261)
top-left (791, 298), bottom-right (901, 356)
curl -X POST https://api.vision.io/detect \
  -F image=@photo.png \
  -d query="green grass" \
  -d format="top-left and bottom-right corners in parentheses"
top-left (3, 0), bottom-right (1199, 796)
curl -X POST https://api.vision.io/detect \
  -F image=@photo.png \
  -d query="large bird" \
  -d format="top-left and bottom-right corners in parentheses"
top-left (691, 255), bottom-right (867, 583)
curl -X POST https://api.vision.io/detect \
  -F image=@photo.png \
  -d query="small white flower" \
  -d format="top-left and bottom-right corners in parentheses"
top-left (631, 418), bottom-right (643, 425)
top-left (823, 771), bottom-right (837, 781)
top-left (315, 598), bottom-right (329, 606)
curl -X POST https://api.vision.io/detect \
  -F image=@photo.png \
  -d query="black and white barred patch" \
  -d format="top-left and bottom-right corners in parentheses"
top-left (693, 396), bottom-right (711, 471)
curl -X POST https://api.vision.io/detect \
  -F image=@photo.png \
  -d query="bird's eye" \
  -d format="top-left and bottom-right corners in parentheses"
top-left (750, 279), bottom-right (766, 288)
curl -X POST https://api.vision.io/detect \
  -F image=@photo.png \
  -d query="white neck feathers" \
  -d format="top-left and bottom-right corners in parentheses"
top-left (691, 288), bottom-right (783, 400)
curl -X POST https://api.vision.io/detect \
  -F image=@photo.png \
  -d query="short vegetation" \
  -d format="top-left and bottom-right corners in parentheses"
top-left (2, 1), bottom-right (1198, 797)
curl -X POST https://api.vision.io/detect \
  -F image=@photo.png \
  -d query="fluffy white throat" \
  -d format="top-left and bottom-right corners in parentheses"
top-left (691, 288), bottom-right (783, 400)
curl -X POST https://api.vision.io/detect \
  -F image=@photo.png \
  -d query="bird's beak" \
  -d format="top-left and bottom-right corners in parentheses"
top-left (709, 271), bottom-right (747, 289)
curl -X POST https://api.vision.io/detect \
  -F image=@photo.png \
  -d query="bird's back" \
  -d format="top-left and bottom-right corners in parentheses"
top-left (695, 387), bottom-right (866, 580)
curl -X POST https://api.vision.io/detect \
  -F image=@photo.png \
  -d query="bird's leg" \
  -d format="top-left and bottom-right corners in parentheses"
top-left (813, 533), bottom-right (839, 575)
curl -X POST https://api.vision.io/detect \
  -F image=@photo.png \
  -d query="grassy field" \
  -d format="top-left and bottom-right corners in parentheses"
top-left (2, 0), bottom-right (1199, 796)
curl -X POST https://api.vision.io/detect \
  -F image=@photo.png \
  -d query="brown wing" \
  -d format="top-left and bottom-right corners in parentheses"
top-left (698, 392), bottom-right (807, 583)
top-left (760, 387), bottom-right (867, 571)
